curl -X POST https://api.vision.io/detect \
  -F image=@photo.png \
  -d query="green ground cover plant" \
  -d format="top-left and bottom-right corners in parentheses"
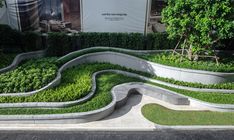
top-left (142, 104), bottom-right (234, 125)
top-left (0, 63), bottom-right (141, 103)
top-left (140, 52), bottom-right (234, 72)
top-left (0, 58), bottom-right (58, 93)
top-left (58, 49), bottom-right (234, 89)
top-left (0, 63), bottom-right (234, 105)
top-left (148, 80), bottom-right (234, 104)
top-left (0, 72), bottom-right (140, 115)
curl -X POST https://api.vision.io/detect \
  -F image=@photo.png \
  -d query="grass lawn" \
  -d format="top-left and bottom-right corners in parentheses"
top-left (142, 104), bottom-right (234, 125)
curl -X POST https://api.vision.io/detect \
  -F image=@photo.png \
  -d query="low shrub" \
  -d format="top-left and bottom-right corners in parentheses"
top-left (21, 31), bottom-right (43, 52)
top-left (57, 49), bottom-right (234, 89)
top-left (0, 25), bottom-right (22, 52)
top-left (0, 58), bottom-right (58, 93)
top-left (0, 72), bottom-right (140, 115)
top-left (0, 53), bottom-right (16, 69)
top-left (0, 25), bottom-right (44, 53)
top-left (146, 33), bottom-right (178, 50)
top-left (140, 52), bottom-right (234, 72)
top-left (47, 32), bottom-right (176, 56)
top-left (0, 63), bottom-right (234, 115)
top-left (47, 32), bottom-right (72, 56)
top-left (0, 63), bottom-right (140, 103)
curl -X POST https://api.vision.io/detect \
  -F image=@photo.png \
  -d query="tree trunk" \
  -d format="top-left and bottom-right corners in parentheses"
top-left (188, 44), bottom-right (193, 60)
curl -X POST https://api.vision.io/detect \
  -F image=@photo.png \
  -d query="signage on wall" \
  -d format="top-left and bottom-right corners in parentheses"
top-left (0, 0), bottom-right (154, 34)
top-left (82, 0), bottom-right (148, 33)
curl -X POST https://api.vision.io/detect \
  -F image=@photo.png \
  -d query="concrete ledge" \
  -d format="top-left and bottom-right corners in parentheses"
top-left (2, 69), bottom-right (234, 110)
top-left (2, 47), bottom-right (234, 97)
top-left (0, 70), bottom-right (190, 108)
top-left (112, 82), bottom-right (190, 107)
top-left (59, 47), bottom-right (234, 84)
top-left (0, 50), bottom-right (47, 74)
top-left (0, 79), bottom-right (233, 123)
top-left (156, 124), bottom-right (234, 130)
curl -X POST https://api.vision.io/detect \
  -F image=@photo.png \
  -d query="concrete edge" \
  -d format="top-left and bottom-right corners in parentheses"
top-left (1, 50), bottom-right (234, 97)
top-left (0, 50), bottom-right (47, 74)
top-left (0, 79), bottom-right (233, 124)
top-left (1, 69), bottom-right (234, 110)
top-left (155, 124), bottom-right (234, 130)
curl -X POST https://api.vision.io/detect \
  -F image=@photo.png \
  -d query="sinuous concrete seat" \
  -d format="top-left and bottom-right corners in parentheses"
top-left (112, 82), bottom-right (190, 108)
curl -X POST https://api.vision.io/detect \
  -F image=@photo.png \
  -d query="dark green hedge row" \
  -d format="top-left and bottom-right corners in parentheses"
top-left (1, 24), bottom-right (232, 56)
top-left (47, 32), bottom-right (178, 56)
top-left (0, 25), bottom-right (44, 53)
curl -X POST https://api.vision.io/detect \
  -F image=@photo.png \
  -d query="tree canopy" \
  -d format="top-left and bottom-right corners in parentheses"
top-left (162, 0), bottom-right (234, 60)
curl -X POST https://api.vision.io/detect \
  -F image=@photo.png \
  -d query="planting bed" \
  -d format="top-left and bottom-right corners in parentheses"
top-left (58, 47), bottom-right (234, 88)
top-left (140, 52), bottom-right (234, 73)
top-left (0, 58), bottom-right (58, 93)
top-left (0, 48), bottom-right (233, 124)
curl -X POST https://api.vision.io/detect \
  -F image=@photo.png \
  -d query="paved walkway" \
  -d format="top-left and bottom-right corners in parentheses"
top-left (0, 93), bottom-right (207, 131)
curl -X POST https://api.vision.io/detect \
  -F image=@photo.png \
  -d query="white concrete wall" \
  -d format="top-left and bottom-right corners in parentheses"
top-left (0, 2), bottom-right (9, 25)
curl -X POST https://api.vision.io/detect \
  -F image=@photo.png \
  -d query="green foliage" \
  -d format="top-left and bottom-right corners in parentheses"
top-left (146, 33), bottom-right (177, 50)
top-left (0, 25), bottom-right (22, 51)
top-left (0, 62), bottom-right (234, 105)
top-left (0, 64), bottom-right (234, 115)
top-left (148, 80), bottom-right (234, 104)
top-left (47, 32), bottom-right (176, 56)
top-left (0, 53), bottom-right (16, 69)
top-left (58, 48), bottom-right (234, 89)
top-left (0, 63), bottom-right (141, 104)
top-left (78, 32), bottom-right (145, 50)
top-left (21, 31), bottom-right (43, 52)
top-left (162, 0), bottom-right (234, 56)
top-left (140, 52), bottom-right (234, 72)
top-left (142, 104), bottom-right (234, 125)
top-left (47, 32), bottom-right (72, 56)
top-left (0, 25), bottom-right (43, 53)
top-left (0, 72), bottom-right (140, 115)
top-left (0, 58), bottom-right (58, 93)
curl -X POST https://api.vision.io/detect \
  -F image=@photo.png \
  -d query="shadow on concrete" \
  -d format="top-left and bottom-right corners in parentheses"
top-left (103, 91), bottom-right (143, 121)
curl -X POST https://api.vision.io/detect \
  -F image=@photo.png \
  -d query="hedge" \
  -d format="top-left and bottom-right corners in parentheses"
top-left (1, 24), bottom-right (233, 56)
top-left (0, 25), bottom-right (44, 53)
top-left (47, 32), bottom-right (178, 56)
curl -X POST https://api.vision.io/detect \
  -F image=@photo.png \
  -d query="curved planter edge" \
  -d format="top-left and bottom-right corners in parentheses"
top-left (1, 50), bottom-right (234, 97)
top-left (59, 47), bottom-right (234, 84)
top-left (0, 50), bottom-right (47, 74)
top-left (0, 82), bottom-right (233, 123)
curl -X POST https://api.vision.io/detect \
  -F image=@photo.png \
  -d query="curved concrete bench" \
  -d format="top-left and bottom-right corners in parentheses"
top-left (1, 50), bottom-right (234, 97)
top-left (0, 50), bottom-right (47, 74)
top-left (112, 82), bottom-right (190, 108)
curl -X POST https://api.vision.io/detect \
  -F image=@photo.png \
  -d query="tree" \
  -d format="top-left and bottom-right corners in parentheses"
top-left (162, 0), bottom-right (234, 61)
